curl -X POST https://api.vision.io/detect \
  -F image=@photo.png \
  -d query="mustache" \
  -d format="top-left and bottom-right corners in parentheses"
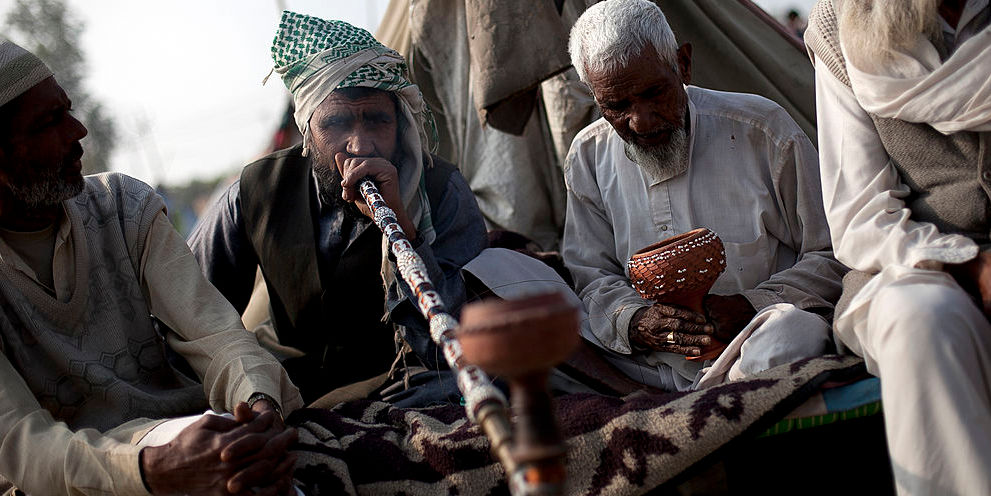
top-left (63, 142), bottom-right (84, 166)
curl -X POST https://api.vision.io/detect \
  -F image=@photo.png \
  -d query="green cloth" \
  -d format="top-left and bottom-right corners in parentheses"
top-left (271, 11), bottom-right (414, 97)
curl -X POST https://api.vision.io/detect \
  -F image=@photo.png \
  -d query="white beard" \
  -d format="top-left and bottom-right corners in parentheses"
top-left (840, 0), bottom-right (940, 66)
top-left (623, 126), bottom-right (689, 183)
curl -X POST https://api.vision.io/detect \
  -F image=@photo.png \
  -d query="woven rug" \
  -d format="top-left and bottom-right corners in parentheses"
top-left (289, 354), bottom-right (865, 495)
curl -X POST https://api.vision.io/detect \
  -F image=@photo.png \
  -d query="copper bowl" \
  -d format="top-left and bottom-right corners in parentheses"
top-left (627, 228), bottom-right (726, 313)
top-left (456, 292), bottom-right (580, 377)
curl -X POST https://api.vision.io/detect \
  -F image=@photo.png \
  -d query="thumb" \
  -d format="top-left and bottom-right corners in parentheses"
top-left (334, 152), bottom-right (349, 174)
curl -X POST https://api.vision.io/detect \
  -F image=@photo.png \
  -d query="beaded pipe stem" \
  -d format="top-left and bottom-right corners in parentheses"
top-left (360, 179), bottom-right (540, 494)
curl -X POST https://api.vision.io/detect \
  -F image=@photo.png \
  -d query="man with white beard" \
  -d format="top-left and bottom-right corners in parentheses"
top-left (562, 0), bottom-right (846, 392)
top-left (806, 0), bottom-right (991, 493)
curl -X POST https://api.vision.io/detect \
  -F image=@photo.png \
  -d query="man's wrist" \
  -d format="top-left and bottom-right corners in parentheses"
top-left (247, 392), bottom-right (283, 418)
top-left (627, 307), bottom-right (646, 348)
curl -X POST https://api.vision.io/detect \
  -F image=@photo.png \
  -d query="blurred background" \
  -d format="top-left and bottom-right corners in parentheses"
top-left (0, 0), bottom-right (815, 236)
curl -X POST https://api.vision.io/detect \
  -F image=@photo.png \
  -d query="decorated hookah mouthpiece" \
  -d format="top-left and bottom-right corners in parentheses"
top-left (628, 227), bottom-right (727, 360)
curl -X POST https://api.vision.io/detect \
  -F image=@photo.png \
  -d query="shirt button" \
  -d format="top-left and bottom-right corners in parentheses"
top-left (982, 171), bottom-right (991, 181)
top-left (661, 225), bottom-right (669, 231)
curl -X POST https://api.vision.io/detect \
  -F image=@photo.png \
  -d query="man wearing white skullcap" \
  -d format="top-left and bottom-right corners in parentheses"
top-left (189, 13), bottom-right (488, 406)
top-left (0, 38), bottom-right (303, 495)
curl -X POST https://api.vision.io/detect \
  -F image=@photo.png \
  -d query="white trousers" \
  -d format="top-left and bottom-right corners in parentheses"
top-left (836, 267), bottom-right (991, 495)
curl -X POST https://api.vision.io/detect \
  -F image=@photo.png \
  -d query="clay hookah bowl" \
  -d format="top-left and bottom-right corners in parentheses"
top-left (628, 228), bottom-right (727, 360)
top-left (457, 292), bottom-right (580, 486)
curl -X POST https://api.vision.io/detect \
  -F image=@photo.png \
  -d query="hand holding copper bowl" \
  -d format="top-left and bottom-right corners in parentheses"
top-left (628, 228), bottom-right (727, 360)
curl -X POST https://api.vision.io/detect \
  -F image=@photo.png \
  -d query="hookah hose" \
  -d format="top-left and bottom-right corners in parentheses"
top-left (358, 178), bottom-right (545, 494)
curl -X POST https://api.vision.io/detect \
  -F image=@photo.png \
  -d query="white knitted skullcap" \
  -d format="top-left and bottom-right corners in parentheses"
top-left (0, 38), bottom-right (53, 108)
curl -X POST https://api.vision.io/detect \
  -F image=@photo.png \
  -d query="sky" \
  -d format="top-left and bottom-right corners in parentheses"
top-left (1, 0), bottom-right (814, 187)
top-left (1, 0), bottom-right (390, 186)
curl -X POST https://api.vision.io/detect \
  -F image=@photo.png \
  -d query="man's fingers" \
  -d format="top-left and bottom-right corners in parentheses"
top-left (341, 158), bottom-right (395, 186)
top-left (221, 424), bottom-right (296, 465)
top-left (677, 333), bottom-right (711, 347)
top-left (657, 344), bottom-right (702, 356)
top-left (226, 458), bottom-right (278, 495)
top-left (672, 319), bottom-right (714, 335)
top-left (655, 304), bottom-right (707, 324)
top-left (273, 453), bottom-right (298, 480)
top-left (194, 413), bottom-right (240, 432)
top-left (219, 412), bottom-right (277, 460)
top-left (233, 402), bottom-right (255, 424)
top-left (272, 454), bottom-right (298, 495)
top-left (269, 427), bottom-right (299, 454)
top-left (220, 432), bottom-right (269, 463)
top-left (652, 317), bottom-right (712, 336)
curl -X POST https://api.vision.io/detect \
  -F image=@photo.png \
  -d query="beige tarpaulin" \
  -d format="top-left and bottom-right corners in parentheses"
top-left (396, 0), bottom-right (814, 250)
top-left (464, 0), bottom-right (574, 134)
top-left (409, 0), bottom-right (597, 250)
top-left (375, 0), bottom-right (411, 58)
top-left (661, 0), bottom-right (816, 143)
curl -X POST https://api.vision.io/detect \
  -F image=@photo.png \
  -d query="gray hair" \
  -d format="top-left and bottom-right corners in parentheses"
top-left (568, 0), bottom-right (680, 83)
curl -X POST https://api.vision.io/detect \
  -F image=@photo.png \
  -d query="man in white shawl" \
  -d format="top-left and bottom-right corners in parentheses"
top-left (806, 0), bottom-right (991, 493)
top-left (189, 12), bottom-right (488, 406)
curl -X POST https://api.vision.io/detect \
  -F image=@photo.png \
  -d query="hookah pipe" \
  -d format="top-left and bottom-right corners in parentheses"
top-left (358, 178), bottom-right (576, 495)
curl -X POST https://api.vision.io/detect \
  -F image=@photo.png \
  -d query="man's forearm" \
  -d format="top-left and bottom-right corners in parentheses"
top-left (745, 249), bottom-right (847, 314)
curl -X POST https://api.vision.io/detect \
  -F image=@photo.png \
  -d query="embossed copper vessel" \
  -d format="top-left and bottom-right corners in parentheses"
top-left (627, 227), bottom-right (726, 313)
top-left (628, 228), bottom-right (728, 361)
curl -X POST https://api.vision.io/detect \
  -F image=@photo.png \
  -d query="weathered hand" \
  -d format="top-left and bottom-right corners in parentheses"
top-left (225, 401), bottom-right (298, 495)
top-left (702, 294), bottom-right (757, 343)
top-left (140, 402), bottom-right (298, 496)
top-left (947, 250), bottom-right (991, 318)
top-left (335, 152), bottom-right (416, 239)
top-left (629, 303), bottom-right (713, 356)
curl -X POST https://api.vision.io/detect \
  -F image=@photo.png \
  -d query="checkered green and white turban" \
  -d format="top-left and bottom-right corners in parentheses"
top-left (269, 11), bottom-right (437, 245)
top-left (270, 11), bottom-right (436, 157)
top-left (0, 37), bottom-right (53, 108)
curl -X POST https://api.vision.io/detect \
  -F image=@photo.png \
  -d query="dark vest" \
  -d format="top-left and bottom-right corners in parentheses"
top-left (239, 145), bottom-right (455, 402)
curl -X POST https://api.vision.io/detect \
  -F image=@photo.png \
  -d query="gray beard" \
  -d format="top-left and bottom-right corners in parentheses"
top-left (623, 126), bottom-right (689, 182)
top-left (6, 165), bottom-right (84, 209)
top-left (840, 0), bottom-right (940, 65)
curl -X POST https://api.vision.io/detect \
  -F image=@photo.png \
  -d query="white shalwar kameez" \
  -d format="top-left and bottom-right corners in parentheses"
top-left (812, 1), bottom-right (991, 493)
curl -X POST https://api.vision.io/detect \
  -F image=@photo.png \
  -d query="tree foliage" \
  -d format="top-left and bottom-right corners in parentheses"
top-left (4, 0), bottom-right (116, 174)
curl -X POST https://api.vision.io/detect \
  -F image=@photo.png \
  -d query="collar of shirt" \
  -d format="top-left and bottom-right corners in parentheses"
top-left (0, 204), bottom-right (72, 292)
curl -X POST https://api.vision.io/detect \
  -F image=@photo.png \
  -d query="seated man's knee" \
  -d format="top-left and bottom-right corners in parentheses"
top-left (870, 281), bottom-right (986, 359)
top-left (736, 305), bottom-right (831, 376)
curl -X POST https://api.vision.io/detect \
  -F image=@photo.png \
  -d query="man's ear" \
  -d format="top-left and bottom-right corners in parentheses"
top-left (677, 43), bottom-right (693, 86)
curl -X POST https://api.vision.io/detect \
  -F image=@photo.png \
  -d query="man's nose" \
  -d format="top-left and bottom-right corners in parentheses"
top-left (68, 113), bottom-right (88, 141)
top-left (628, 106), bottom-right (660, 136)
top-left (345, 132), bottom-right (375, 157)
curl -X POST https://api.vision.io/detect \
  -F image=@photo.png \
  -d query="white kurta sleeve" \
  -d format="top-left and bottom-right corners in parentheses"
top-left (138, 211), bottom-right (303, 416)
top-left (814, 58), bottom-right (978, 271)
top-left (562, 144), bottom-right (649, 355)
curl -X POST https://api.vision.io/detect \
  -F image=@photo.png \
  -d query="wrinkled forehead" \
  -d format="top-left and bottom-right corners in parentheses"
top-left (317, 86), bottom-right (400, 118)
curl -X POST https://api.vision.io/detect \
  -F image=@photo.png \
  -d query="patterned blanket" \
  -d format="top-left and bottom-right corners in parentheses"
top-left (289, 355), bottom-right (865, 495)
